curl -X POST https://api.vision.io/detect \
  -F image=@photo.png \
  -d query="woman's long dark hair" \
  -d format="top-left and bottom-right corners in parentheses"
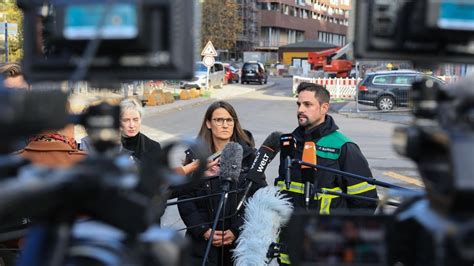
top-left (197, 101), bottom-right (254, 153)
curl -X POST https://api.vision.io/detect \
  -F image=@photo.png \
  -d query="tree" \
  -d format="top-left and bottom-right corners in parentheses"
top-left (200, 0), bottom-right (243, 52)
top-left (0, 0), bottom-right (23, 62)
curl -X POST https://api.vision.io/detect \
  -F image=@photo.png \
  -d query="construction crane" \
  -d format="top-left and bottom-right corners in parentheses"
top-left (307, 43), bottom-right (353, 78)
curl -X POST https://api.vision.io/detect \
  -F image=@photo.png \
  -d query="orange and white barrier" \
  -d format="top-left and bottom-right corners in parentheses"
top-left (293, 75), bottom-right (460, 99)
top-left (292, 76), bottom-right (361, 99)
top-left (437, 75), bottom-right (460, 83)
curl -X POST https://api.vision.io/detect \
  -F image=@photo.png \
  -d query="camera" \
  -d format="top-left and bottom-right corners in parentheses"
top-left (353, 0), bottom-right (474, 64)
top-left (0, 0), bottom-right (211, 265)
top-left (17, 0), bottom-right (195, 82)
top-left (285, 1), bottom-right (474, 265)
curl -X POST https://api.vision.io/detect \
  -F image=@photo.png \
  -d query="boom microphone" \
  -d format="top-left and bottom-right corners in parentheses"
top-left (236, 131), bottom-right (282, 212)
top-left (219, 142), bottom-right (243, 192)
top-left (280, 134), bottom-right (295, 190)
top-left (301, 141), bottom-right (317, 209)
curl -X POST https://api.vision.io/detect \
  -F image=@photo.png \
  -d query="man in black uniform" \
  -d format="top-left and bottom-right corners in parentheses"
top-left (275, 82), bottom-right (379, 264)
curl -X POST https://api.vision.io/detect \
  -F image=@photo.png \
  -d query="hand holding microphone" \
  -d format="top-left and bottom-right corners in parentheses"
top-left (177, 150), bottom-right (222, 176)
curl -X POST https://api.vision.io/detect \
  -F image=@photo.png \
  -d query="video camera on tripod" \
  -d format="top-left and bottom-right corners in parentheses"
top-left (285, 0), bottom-right (474, 265)
top-left (0, 78), bottom-right (211, 265)
top-left (0, 0), bottom-right (216, 265)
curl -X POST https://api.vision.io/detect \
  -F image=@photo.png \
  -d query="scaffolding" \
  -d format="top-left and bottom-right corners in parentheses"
top-left (234, 0), bottom-right (260, 60)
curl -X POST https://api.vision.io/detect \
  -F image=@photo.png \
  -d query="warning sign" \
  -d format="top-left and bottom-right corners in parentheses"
top-left (201, 41), bottom-right (217, 56)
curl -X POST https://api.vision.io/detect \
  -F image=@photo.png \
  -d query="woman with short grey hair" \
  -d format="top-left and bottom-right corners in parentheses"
top-left (120, 98), bottom-right (144, 120)
top-left (80, 98), bottom-right (160, 163)
top-left (119, 98), bottom-right (161, 163)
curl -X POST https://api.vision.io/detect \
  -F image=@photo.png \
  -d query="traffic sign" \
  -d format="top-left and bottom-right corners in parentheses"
top-left (202, 55), bottom-right (215, 68)
top-left (0, 23), bottom-right (18, 36)
top-left (201, 41), bottom-right (217, 56)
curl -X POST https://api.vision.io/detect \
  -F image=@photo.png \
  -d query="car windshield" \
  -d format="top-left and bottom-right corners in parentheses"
top-left (195, 63), bottom-right (208, 73)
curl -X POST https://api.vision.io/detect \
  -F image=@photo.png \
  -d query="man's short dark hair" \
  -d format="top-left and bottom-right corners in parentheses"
top-left (296, 82), bottom-right (330, 104)
top-left (0, 62), bottom-right (23, 78)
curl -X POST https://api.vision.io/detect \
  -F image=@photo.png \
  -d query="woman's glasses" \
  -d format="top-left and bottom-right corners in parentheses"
top-left (212, 118), bottom-right (235, 126)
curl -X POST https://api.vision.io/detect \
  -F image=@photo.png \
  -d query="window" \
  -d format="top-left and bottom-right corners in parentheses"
top-left (196, 63), bottom-right (207, 72)
top-left (214, 63), bottom-right (223, 72)
top-left (424, 75), bottom-right (445, 85)
top-left (393, 75), bottom-right (415, 85)
top-left (373, 76), bottom-right (394, 84)
top-left (243, 63), bottom-right (259, 71)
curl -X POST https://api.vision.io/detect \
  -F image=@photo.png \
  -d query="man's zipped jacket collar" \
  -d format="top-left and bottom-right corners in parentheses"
top-left (292, 114), bottom-right (339, 142)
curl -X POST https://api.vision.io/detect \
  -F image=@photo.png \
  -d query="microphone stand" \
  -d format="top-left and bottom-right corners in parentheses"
top-left (293, 160), bottom-right (412, 191)
top-left (202, 182), bottom-right (231, 266)
top-left (315, 187), bottom-right (400, 207)
top-left (304, 181), bottom-right (313, 211)
top-left (284, 156), bottom-right (292, 190)
top-left (166, 188), bottom-right (243, 206)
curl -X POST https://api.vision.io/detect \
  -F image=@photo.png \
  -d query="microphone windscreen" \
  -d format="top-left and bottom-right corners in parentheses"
top-left (262, 131), bottom-right (283, 153)
top-left (280, 134), bottom-right (295, 159)
top-left (301, 141), bottom-right (317, 168)
top-left (220, 142), bottom-right (243, 183)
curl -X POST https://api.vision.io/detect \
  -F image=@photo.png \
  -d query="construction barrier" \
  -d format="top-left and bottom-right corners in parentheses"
top-left (293, 76), bottom-right (361, 99)
top-left (292, 75), bottom-right (460, 100)
top-left (437, 75), bottom-right (460, 83)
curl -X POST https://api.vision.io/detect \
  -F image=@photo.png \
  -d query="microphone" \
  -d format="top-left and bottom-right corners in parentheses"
top-left (219, 142), bottom-right (243, 192)
top-left (236, 131), bottom-right (282, 212)
top-left (280, 134), bottom-right (295, 190)
top-left (301, 141), bottom-right (317, 209)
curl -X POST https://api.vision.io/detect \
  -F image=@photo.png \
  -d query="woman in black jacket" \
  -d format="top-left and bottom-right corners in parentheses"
top-left (178, 101), bottom-right (260, 266)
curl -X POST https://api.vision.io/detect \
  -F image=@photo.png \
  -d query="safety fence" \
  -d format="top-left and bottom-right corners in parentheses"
top-left (293, 75), bottom-right (461, 100)
top-left (292, 76), bottom-right (361, 99)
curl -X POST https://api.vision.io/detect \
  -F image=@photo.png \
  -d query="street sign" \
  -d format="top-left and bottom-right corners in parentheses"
top-left (202, 55), bottom-right (215, 68)
top-left (201, 41), bottom-right (217, 56)
top-left (0, 23), bottom-right (18, 36)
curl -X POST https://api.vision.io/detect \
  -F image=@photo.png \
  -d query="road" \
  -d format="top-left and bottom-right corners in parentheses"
top-left (141, 76), bottom-right (422, 230)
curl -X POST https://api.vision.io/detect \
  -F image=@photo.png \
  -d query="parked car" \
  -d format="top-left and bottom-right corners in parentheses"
top-left (224, 64), bottom-right (239, 84)
top-left (180, 62), bottom-right (225, 89)
top-left (357, 70), bottom-right (445, 111)
top-left (241, 61), bottom-right (267, 85)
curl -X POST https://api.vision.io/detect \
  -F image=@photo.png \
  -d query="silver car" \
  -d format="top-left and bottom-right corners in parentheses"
top-left (180, 62), bottom-right (225, 90)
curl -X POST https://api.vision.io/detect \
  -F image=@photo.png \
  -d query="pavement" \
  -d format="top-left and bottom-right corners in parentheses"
top-left (71, 82), bottom-right (276, 140)
top-left (142, 82), bottom-right (275, 117)
top-left (69, 82), bottom-right (276, 117)
top-left (330, 100), bottom-right (414, 125)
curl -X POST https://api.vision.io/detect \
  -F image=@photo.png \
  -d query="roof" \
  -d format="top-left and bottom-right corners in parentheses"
top-left (279, 40), bottom-right (338, 49)
top-left (366, 70), bottom-right (420, 75)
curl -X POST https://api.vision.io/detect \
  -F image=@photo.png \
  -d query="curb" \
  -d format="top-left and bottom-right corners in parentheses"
top-left (143, 82), bottom-right (276, 117)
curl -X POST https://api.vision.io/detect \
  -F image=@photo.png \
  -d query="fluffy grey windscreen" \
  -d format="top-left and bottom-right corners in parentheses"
top-left (219, 142), bottom-right (243, 183)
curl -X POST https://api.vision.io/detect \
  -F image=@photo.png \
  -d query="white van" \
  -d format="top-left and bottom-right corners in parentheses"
top-left (180, 62), bottom-right (225, 89)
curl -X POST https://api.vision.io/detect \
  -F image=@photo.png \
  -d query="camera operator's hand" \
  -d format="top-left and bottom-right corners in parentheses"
top-left (176, 159), bottom-right (218, 176)
top-left (204, 158), bottom-right (220, 177)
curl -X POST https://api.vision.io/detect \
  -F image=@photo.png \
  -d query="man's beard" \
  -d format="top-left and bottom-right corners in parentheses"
top-left (298, 115), bottom-right (310, 128)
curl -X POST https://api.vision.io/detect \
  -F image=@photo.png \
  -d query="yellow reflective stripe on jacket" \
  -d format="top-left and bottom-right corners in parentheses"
top-left (277, 181), bottom-right (341, 199)
top-left (317, 187), bottom-right (342, 214)
top-left (276, 180), bottom-right (304, 194)
top-left (347, 181), bottom-right (376, 195)
top-left (315, 186), bottom-right (342, 200)
top-left (279, 253), bottom-right (291, 264)
top-left (277, 181), bottom-right (342, 214)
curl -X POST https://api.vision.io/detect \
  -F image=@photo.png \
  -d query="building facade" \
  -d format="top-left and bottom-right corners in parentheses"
top-left (236, 0), bottom-right (260, 55)
top-left (256, 0), bottom-right (351, 51)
